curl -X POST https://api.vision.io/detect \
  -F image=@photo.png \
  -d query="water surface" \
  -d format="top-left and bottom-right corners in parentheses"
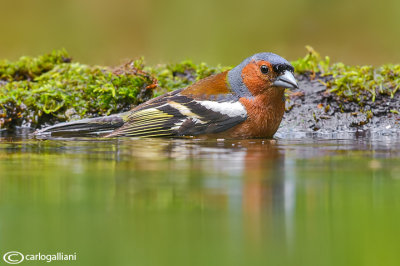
top-left (0, 135), bottom-right (399, 266)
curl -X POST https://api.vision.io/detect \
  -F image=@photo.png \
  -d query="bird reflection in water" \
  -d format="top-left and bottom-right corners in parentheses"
top-left (113, 138), bottom-right (295, 244)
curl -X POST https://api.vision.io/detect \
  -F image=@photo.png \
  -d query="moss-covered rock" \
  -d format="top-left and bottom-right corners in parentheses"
top-left (284, 46), bottom-right (400, 137)
top-left (1, 47), bottom-right (400, 135)
top-left (292, 45), bottom-right (400, 105)
top-left (0, 51), bottom-right (157, 129)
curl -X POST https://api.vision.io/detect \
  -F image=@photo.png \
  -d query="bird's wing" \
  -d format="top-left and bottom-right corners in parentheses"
top-left (106, 88), bottom-right (248, 138)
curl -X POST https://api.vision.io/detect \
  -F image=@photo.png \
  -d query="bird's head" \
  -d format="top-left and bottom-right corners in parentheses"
top-left (228, 52), bottom-right (298, 98)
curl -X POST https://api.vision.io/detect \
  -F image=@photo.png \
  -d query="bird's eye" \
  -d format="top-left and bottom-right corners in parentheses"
top-left (260, 65), bottom-right (269, 74)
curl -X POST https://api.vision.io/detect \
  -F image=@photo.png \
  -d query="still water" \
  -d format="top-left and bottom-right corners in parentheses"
top-left (0, 135), bottom-right (399, 266)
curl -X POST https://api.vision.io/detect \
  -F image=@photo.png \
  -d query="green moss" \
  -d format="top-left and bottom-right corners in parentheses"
top-left (292, 46), bottom-right (400, 105)
top-left (292, 45), bottom-right (330, 75)
top-left (0, 51), bottom-right (156, 129)
top-left (0, 49), bottom-right (71, 82)
top-left (328, 63), bottom-right (400, 103)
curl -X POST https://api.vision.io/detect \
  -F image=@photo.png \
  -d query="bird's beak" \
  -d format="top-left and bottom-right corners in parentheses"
top-left (273, 70), bottom-right (298, 89)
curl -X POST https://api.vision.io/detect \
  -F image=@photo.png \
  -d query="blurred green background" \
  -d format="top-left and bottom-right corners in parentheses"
top-left (1, 0), bottom-right (399, 66)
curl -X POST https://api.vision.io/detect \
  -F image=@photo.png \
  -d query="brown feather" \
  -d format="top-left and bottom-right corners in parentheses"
top-left (180, 71), bottom-right (232, 100)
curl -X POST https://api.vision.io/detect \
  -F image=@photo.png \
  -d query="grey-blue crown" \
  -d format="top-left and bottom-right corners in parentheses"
top-left (245, 53), bottom-right (291, 68)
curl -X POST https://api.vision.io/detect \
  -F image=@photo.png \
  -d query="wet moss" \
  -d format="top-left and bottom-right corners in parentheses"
top-left (292, 46), bottom-right (331, 75)
top-left (0, 52), bottom-right (156, 129)
top-left (292, 45), bottom-right (400, 106)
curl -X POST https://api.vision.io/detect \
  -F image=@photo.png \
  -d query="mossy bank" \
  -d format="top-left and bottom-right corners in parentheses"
top-left (1, 47), bottom-right (399, 137)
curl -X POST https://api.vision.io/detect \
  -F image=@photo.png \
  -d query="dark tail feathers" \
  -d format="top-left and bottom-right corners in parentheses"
top-left (34, 114), bottom-right (125, 138)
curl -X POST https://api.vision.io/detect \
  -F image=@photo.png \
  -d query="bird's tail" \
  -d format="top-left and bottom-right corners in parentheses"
top-left (34, 114), bottom-right (127, 139)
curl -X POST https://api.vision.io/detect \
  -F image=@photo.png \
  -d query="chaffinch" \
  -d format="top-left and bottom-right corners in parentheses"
top-left (36, 53), bottom-right (298, 139)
